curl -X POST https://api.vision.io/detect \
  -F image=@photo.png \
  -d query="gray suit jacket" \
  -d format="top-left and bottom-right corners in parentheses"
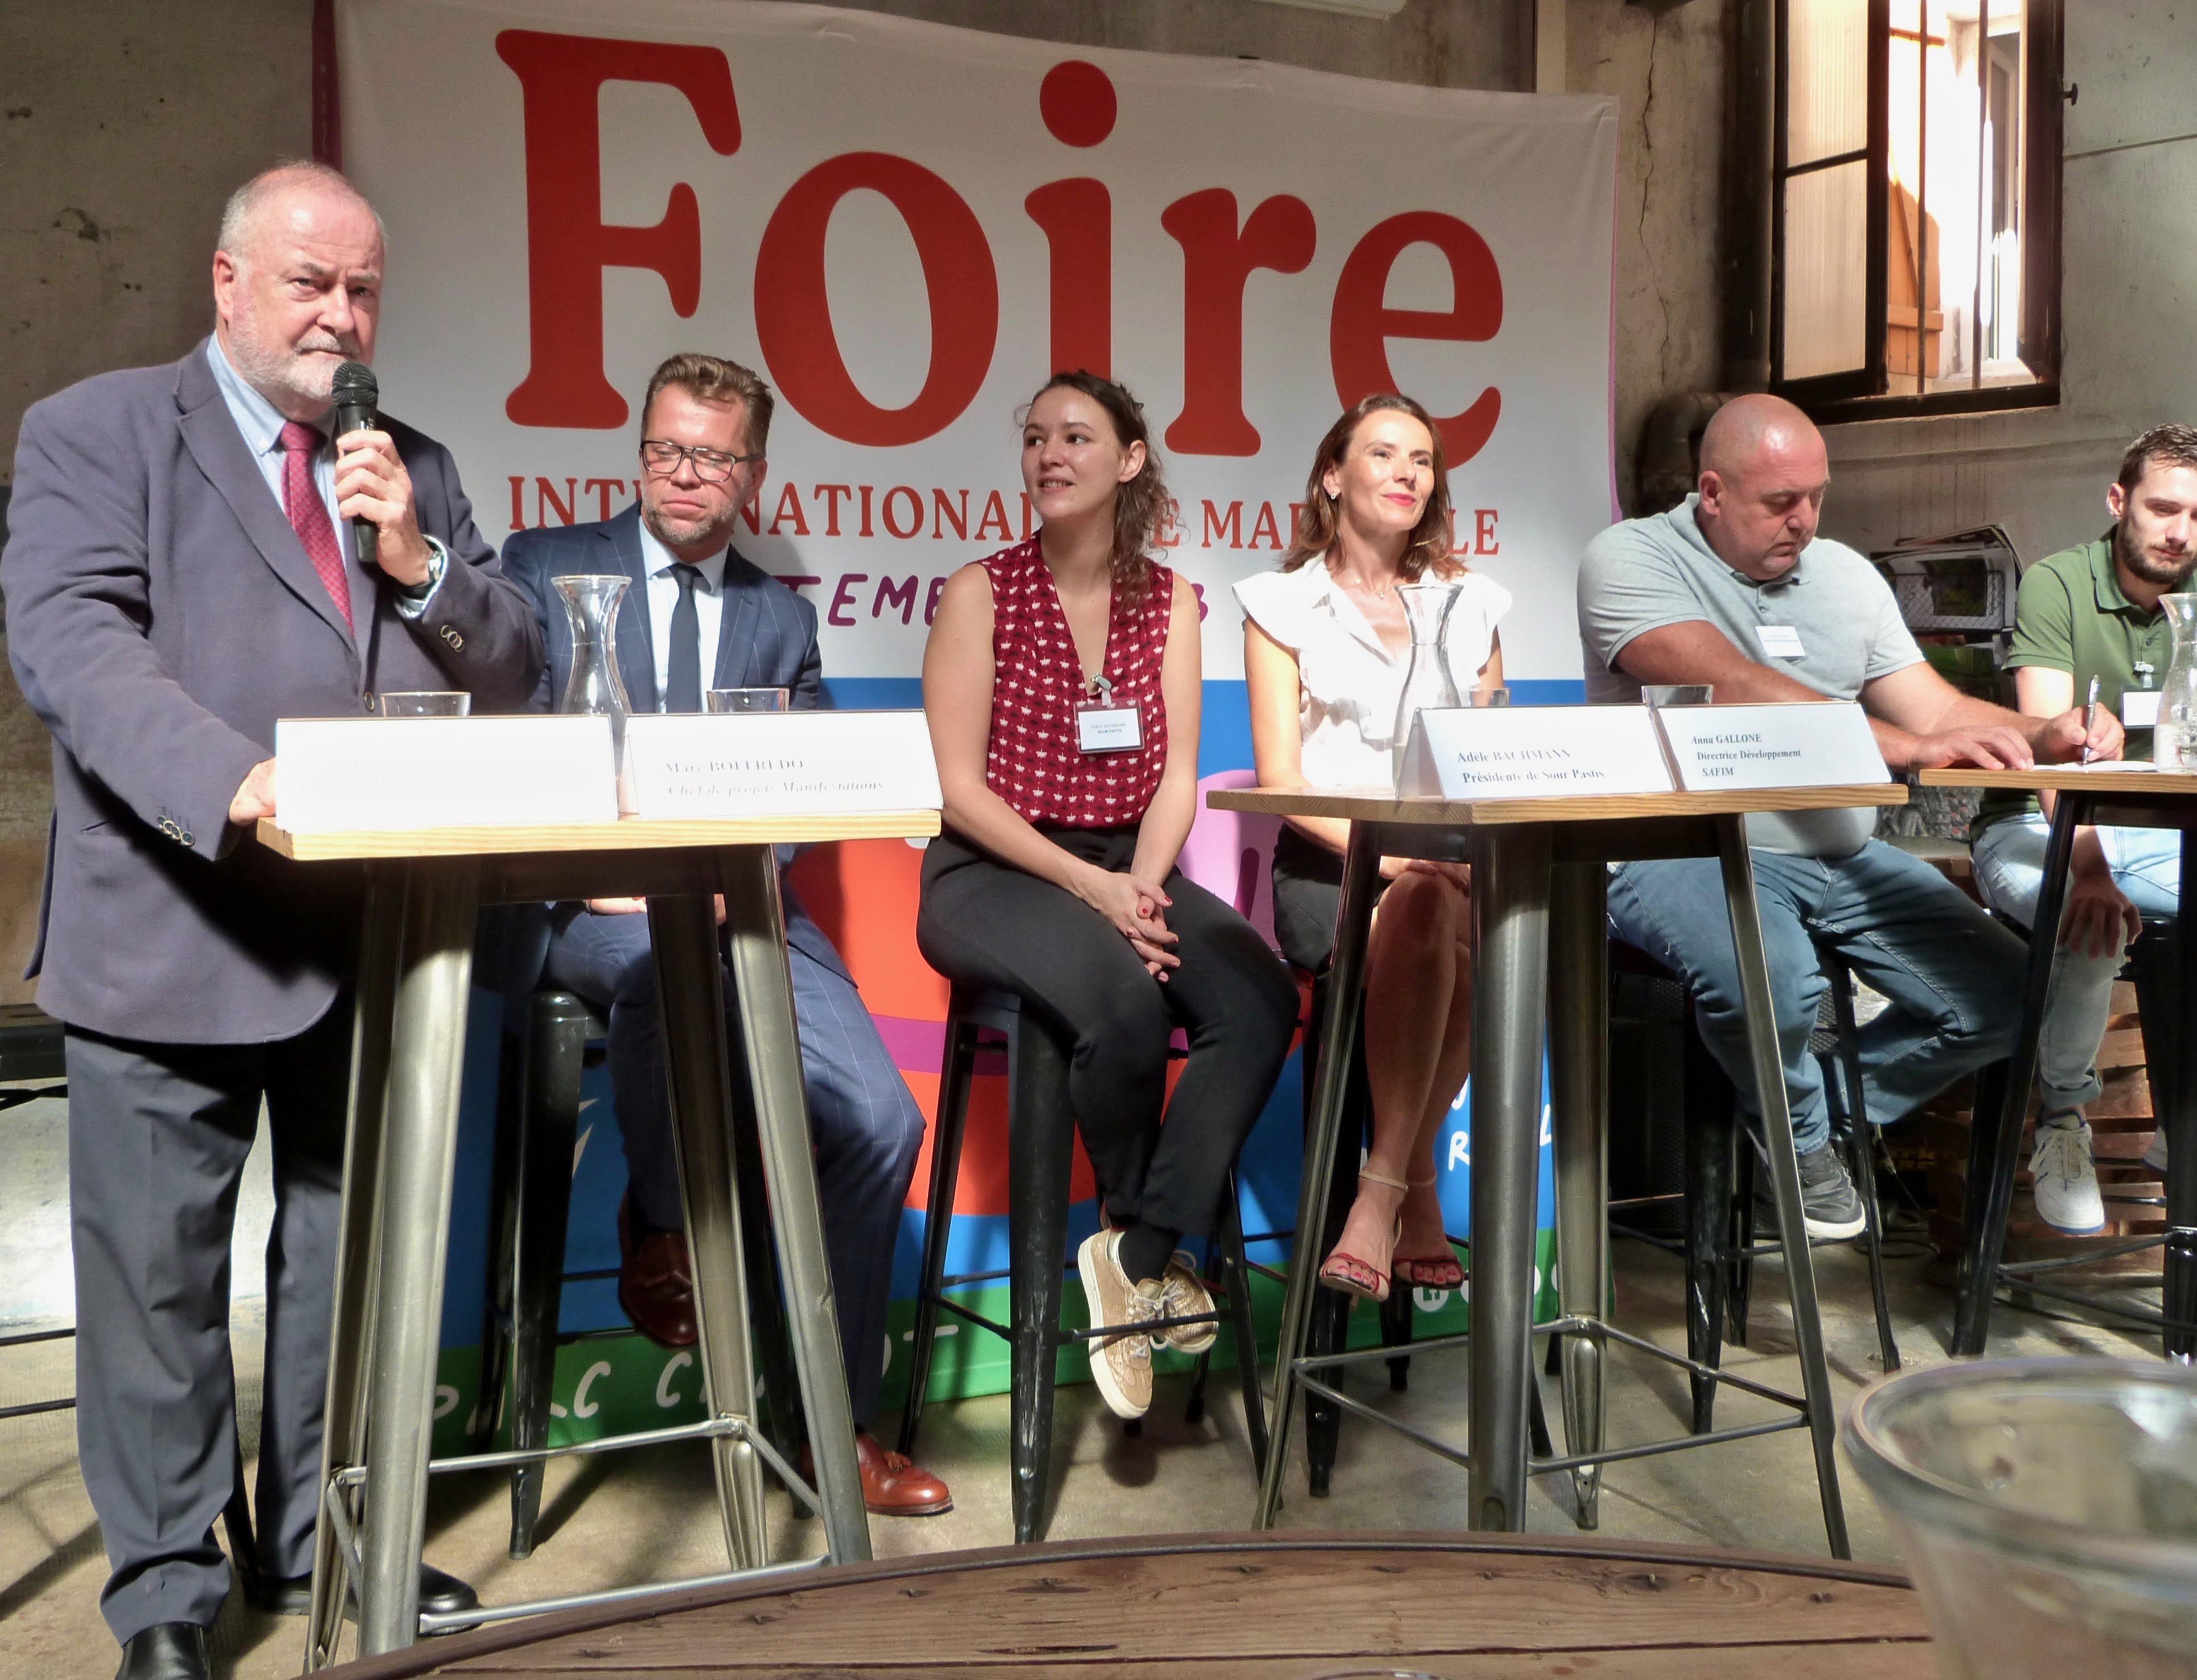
top-left (3, 339), bottom-right (544, 1043)
top-left (497, 506), bottom-right (844, 984)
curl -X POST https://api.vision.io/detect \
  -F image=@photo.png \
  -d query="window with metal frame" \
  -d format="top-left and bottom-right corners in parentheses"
top-left (1772, 0), bottom-right (2062, 419)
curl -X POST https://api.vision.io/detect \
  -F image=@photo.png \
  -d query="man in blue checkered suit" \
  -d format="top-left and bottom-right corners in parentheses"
top-left (499, 354), bottom-right (950, 1516)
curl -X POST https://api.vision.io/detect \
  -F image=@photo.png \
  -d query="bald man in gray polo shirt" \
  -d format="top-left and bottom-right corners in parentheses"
top-left (1578, 394), bottom-right (2118, 1237)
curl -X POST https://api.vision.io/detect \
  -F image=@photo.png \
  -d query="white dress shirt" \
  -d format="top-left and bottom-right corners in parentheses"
top-left (1234, 560), bottom-right (1512, 787)
top-left (204, 334), bottom-right (444, 619)
top-left (636, 519), bottom-right (728, 706)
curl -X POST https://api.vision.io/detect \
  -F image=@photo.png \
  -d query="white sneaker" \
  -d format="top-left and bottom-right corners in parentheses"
top-left (2031, 1116), bottom-right (2106, 1235)
top-left (2145, 1128), bottom-right (2169, 1176)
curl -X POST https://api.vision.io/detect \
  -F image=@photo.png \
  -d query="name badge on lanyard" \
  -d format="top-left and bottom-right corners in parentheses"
top-left (1076, 674), bottom-right (1143, 754)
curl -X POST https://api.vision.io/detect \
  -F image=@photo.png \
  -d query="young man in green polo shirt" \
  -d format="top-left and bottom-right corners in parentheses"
top-left (1972, 424), bottom-right (2197, 1232)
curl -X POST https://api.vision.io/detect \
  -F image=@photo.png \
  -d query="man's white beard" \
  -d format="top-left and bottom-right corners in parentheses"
top-left (227, 308), bottom-right (348, 413)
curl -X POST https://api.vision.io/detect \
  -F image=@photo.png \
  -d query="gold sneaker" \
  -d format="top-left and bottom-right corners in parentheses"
top-left (1077, 1230), bottom-right (1157, 1419)
top-left (1154, 1251), bottom-right (1218, 1355)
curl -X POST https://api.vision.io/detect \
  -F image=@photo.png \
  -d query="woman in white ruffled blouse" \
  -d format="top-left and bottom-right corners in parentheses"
top-left (1234, 394), bottom-right (1510, 1302)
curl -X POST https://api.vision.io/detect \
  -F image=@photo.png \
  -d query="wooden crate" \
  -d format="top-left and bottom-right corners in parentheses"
top-left (1918, 981), bottom-right (2165, 1274)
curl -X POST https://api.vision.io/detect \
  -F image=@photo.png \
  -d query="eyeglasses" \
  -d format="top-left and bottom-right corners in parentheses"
top-left (639, 439), bottom-right (760, 482)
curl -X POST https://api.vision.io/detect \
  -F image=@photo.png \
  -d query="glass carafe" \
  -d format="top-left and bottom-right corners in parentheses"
top-left (1392, 580), bottom-right (1463, 781)
top-left (2158, 594), bottom-right (2197, 770)
top-left (554, 574), bottom-right (635, 804)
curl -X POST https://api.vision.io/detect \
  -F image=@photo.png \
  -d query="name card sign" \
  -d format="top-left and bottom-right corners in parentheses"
top-left (1397, 705), bottom-right (1676, 799)
top-left (275, 715), bottom-right (619, 832)
top-left (1654, 701), bottom-right (1888, 791)
top-left (623, 709), bottom-right (941, 819)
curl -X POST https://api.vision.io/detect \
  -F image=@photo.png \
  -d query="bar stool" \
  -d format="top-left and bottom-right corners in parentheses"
top-left (1687, 946), bottom-right (1901, 1430)
top-left (0, 1005), bottom-right (263, 1588)
top-left (1603, 944), bottom-right (1900, 1433)
top-left (1292, 971), bottom-right (1447, 1496)
top-left (473, 988), bottom-right (802, 1558)
top-left (897, 984), bottom-right (1268, 1543)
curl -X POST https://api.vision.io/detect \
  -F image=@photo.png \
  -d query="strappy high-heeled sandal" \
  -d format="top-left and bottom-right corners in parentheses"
top-left (1393, 1171), bottom-right (1465, 1291)
top-left (1318, 1169), bottom-right (1407, 1303)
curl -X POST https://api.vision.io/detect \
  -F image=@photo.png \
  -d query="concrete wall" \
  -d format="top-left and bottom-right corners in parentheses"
top-left (0, 0), bottom-right (311, 1003)
top-left (1821, 1), bottom-right (2197, 566)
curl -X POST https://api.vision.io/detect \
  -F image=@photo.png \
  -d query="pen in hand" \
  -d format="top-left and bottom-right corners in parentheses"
top-left (2081, 674), bottom-right (2100, 765)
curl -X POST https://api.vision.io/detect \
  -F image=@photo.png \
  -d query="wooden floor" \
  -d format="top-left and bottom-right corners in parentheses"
top-left (329, 1533), bottom-right (1935, 1678)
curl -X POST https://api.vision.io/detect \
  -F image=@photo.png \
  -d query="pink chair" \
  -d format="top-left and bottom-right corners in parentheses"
top-left (1180, 769), bottom-right (1282, 951)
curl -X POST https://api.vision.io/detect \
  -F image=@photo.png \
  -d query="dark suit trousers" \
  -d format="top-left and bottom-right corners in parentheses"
top-left (914, 827), bottom-right (1300, 1244)
top-left (541, 909), bottom-right (925, 1427)
top-left (65, 1003), bottom-right (350, 1642)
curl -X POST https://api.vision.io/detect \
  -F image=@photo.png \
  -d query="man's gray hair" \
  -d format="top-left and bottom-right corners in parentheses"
top-left (216, 161), bottom-right (387, 262)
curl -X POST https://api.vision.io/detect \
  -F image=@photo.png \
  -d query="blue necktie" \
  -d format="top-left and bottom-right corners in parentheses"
top-left (668, 566), bottom-right (703, 713)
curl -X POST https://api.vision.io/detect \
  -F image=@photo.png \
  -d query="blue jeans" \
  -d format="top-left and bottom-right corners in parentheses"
top-left (541, 905), bottom-right (925, 1425)
top-left (1608, 840), bottom-right (2027, 1155)
top-left (1971, 814), bottom-right (2182, 1112)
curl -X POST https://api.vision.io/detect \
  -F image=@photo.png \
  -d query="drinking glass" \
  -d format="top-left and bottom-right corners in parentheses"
top-left (706, 687), bottom-right (791, 713)
top-left (1468, 688), bottom-right (1512, 707)
top-left (1642, 685), bottom-right (1714, 706)
top-left (378, 691), bottom-right (471, 717)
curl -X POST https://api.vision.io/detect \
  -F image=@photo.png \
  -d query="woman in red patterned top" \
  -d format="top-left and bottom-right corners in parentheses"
top-left (919, 372), bottom-right (1298, 1423)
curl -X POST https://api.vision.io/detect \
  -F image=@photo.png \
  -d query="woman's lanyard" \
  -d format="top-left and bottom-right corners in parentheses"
top-left (1075, 672), bottom-right (1143, 754)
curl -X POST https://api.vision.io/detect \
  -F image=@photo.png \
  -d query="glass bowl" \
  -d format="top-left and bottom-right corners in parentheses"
top-left (1843, 1357), bottom-right (2197, 1679)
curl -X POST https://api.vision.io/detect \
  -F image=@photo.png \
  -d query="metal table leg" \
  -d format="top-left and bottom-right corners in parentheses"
top-left (1952, 791), bottom-right (2084, 1356)
top-left (2167, 828), bottom-right (2197, 1362)
top-left (1466, 823), bottom-right (1553, 1534)
top-left (717, 845), bottom-right (872, 1566)
top-left (1715, 818), bottom-right (1849, 1559)
top-left (1547, 860), bottom-right (1608, 1529)
top-left (646, 893), bottom-right (769, 1569)
top-left (306, 864), bottom-right (404, 1672)
top-left (356, 860), bottom-right (480, 1657)
top-left (1254, 823), bottom-right (1382, 1529)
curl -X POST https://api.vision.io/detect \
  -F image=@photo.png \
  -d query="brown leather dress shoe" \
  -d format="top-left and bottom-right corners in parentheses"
top-left (855, 1431), bottom-right (952, 1515)
top-left (802, 1434), bottom-right (954, 1515)
top-left (617, 1196), bottom-right (697, 1349)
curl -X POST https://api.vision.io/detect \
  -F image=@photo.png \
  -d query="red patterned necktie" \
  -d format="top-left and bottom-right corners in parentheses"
top-left (277, 420), bottom-right (354, 633)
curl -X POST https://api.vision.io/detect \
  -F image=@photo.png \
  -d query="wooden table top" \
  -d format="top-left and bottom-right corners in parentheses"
top-left (1209, 783), bottom-right (1908, 827)
top-left (326, 1533), bottom-right (1933, 1678)
top-left (257, 810), bottom-right (942, 861)
top-left (1918, 764), bottom-right (2197, 795)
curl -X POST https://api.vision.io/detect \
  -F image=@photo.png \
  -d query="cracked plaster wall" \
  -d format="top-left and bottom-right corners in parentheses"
top-left (1572, 0), bottom-right (1727, 516)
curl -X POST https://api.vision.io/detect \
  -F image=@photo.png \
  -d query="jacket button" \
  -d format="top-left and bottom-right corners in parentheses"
top-left (440, 625), bottom-right (463, 650)
top-left (363, 693), bottom-right (377, 713)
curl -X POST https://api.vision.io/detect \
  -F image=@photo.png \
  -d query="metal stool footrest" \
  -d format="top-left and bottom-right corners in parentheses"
top-left (317, 1413), bottom-right (829, 1641)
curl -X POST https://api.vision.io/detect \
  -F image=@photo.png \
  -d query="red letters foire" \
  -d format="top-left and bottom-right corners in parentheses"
top-left (1329, 211), bottom-right (1504, 466)
top-left (1160, 190), bottom-right (1317, 456)
top-left (494, 35), bottom-right (1505, 463)
top-left (496, 31), bottom-right (741, 429)
top-left (754, 154), bottom-right (1000, 447)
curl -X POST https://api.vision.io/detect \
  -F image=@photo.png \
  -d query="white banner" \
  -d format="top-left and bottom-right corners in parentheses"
top-left (339, 0), bottom-right (1617, 681)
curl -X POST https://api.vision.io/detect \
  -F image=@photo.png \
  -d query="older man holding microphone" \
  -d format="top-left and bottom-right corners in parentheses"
top-left (4, 161), bottom-right (541, 1680)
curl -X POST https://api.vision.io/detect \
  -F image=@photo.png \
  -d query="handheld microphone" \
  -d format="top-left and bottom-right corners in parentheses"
top-left (331, 360), bottom-right (380, 570)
